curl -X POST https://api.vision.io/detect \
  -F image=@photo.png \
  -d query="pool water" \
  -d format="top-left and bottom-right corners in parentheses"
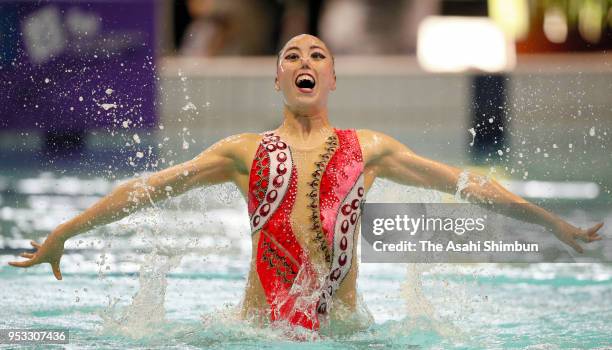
top-left (0, 173), bottom-right (611, 349)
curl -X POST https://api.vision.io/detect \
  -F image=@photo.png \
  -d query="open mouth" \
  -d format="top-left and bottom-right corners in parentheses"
top-left (295, 73), bottom-right (316, 92)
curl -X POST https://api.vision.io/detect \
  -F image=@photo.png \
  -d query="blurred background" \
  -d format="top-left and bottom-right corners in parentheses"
top-left (1, 3), bottom-right (611, 347)
top-left (0, 0), bottom-right (611, 242)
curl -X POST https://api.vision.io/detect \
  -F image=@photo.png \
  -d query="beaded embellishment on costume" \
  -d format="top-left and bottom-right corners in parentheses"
top-left (306, 134), bottom-right (339, 265)
top-left (260, 232), bottom-right (298, 284)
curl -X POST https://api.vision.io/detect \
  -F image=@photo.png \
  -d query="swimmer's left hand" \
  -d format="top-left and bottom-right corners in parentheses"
top-left (552, 221), bottom-right (604, 253)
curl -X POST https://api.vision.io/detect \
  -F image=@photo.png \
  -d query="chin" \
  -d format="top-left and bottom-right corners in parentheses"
top-left (287, 93), bottom-right (328, 113)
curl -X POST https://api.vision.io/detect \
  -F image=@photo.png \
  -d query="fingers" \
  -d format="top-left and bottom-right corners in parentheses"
top-left (586, 222), bottom-right (604, 235)
top-left (8, 249), bottom-right (38, 267)
top-left (578, 231), bottom-right (599, 242)
top-left (8, 241), bottom-right (42, 265)
top-left (8, 259), bottom-right (35, 268)
top-left (51, 262), bottom-right (63, 280)
top-left (8, 255), bottom-right (64, 280)
top-left (587, 231), bottom-right (603, 242)
top-left (583, 222), bottom-right (604, 242)
top-left (590, 222), bottom-right (604, 231)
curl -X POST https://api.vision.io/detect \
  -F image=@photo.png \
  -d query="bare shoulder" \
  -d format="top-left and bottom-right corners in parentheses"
top-left (194, 133), bottom-right (262, 175)
top-left (356, 129), bottom-right (398, 144)
top-left (356, 129), bottom-right (399, 163)
top-left (191, 132), bottom-right (262, 165)
top-left (200, 133), bottom-right (262, 158)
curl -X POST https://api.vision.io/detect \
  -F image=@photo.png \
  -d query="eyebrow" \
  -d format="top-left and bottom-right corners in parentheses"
top-left (283, 45), bottom-right (327, 54)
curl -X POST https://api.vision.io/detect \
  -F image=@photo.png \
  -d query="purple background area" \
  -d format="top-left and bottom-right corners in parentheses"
top-left (0, 1), bottom-right (156, 131)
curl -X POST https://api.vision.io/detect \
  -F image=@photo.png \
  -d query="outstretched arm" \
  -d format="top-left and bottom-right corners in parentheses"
top-left (8, 133), bottom-right (255, 279)
top-left (361, 129), bottom-right (604, 253)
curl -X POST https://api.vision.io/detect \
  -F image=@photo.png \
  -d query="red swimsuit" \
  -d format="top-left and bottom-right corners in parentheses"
top-left (248, 129), bottom-right (365, 330)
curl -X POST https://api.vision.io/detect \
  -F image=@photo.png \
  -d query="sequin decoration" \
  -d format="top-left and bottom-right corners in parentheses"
top-left (249, 132), bottom-right (293, 234)
top-left (317, 173), bottom-right (365, 315)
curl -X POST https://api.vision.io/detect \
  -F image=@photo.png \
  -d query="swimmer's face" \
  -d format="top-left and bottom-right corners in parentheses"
top-left (275, 35), bottom-right (336, 115)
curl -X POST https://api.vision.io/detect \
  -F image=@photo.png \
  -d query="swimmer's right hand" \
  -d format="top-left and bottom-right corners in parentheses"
top-left (8, 236), bottom-right (65, 280)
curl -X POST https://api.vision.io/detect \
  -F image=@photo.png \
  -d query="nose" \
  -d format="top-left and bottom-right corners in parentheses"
top-left (300, 56), bottom-right (311, 68)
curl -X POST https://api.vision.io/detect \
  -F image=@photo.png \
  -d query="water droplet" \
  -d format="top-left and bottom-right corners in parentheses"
top-left (182, 102), bottom-right (196, 111)
top-left (99, 103), bottom-right (117, 110)
top-left (468, 128), bottom-right (476, 146)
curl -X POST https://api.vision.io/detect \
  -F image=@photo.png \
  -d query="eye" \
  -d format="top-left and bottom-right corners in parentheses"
top-left (311, 52), bottom-right (326, 60)
top-left (285, 53), bottom-right (299, 60)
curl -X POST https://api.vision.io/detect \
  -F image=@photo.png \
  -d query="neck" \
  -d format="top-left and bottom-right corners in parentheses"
top-left (277, 106), bottom-right (333, 142)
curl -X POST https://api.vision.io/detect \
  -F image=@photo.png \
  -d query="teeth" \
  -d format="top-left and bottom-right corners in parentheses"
top-left (296, 74), bottom-right (314, 83)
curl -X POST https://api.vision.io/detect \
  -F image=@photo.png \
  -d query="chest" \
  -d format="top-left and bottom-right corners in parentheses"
top-left (247, 130), bottom-right (365, 263)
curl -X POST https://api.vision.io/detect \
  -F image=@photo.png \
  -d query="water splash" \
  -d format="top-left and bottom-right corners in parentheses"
top-left (402, 264), bottom-right (435, 318)
top-left (455, 170), bottom-right (470, 201)
top-left (100, 249), bottom-right (182, 339)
